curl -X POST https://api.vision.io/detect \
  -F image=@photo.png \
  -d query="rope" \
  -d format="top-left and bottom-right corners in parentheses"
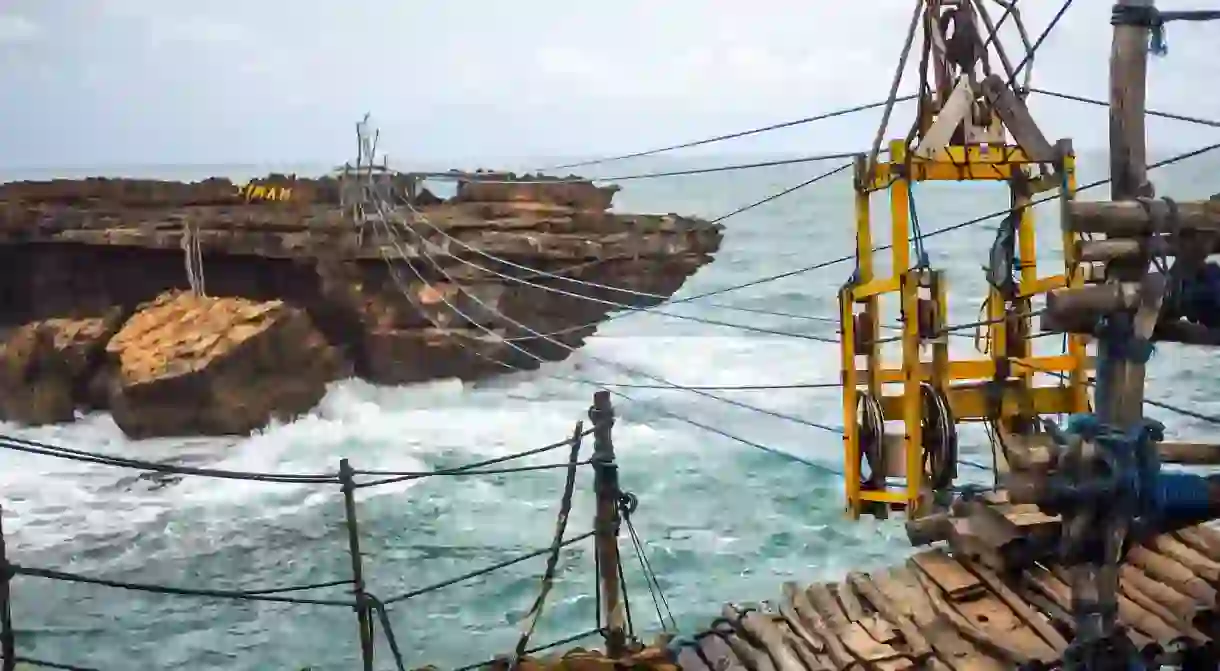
top-left (0, 434), bottom-right (338, 484)
top-left (1029, 88), bottom-right (1220, 128)
top-left (8, 657), bottom-right (100, 671)
top-left (511, 423), bottom-right (583, 662)
top-left (536, 96), bottom-right (918, 172)
top-left (9, 564), bottom-right (356, 607)
top-left (180, 222), bottom-right (206, 298)
top-left (351, 425), bottom-right (592, 486)
top-left (380, 530), bottom-right (595, 605)
top-left (355, 459), bottom-right (594, 489)
top-left (452, 628), bottom-right (606, 671)
top-left (866, 0), bottom-right (924, 182)
top-left (618, 492), bottom-right (676, 633)
top-left (367, 595), bottom-right (407, 671)
top-left (1112, 4), bottom-right (1220, 56)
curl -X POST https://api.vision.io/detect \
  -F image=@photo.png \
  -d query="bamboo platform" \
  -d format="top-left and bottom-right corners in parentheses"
top-left (670, 494), bottom-right (1220, 670)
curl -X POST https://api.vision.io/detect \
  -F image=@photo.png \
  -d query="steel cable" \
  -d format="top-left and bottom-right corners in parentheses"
top-left (536, 95), bottom-right (917, 172)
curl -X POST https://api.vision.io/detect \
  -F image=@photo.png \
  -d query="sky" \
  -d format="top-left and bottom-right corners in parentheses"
top-left (0, 0), bottom-right (1217, 168)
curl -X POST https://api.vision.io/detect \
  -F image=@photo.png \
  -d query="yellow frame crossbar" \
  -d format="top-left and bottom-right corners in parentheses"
top-left (839, 139), bottom-right (1090, 519)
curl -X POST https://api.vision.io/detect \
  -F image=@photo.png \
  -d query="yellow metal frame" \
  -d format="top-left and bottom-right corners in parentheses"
top-left (839, 139), bottom-right (1090, 519)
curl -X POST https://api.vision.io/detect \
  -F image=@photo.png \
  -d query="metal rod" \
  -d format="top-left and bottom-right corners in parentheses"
top-left (340, 459), bottom-right (375, 671)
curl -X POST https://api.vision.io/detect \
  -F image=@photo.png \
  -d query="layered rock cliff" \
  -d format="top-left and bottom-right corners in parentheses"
top-left (0, 173), bottom-right (723, 437)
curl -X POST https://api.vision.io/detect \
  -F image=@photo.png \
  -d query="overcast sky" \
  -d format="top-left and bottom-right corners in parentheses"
top-left (1, 1), bottom-right (1217, 168)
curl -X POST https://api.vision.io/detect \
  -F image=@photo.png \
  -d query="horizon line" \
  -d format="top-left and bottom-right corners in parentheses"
top-left (1, 145), bottom-right (1197, 175)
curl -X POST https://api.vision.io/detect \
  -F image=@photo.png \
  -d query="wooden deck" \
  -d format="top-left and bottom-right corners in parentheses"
top-left (669, 494), bottom-right (1220, 670)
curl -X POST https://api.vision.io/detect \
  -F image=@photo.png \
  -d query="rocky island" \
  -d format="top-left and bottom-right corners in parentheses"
top-left (0, 172), bottom-right (723, 438)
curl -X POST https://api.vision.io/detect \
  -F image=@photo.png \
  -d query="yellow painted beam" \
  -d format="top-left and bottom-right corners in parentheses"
top-left (860, 489), bottom-right (908, 504)
top-left (853, 354), bottom-right (1089, 384)
top-left (851, 276), bottom-right (901, 299)
top-left (880, 383), bottom-right (1078, 422)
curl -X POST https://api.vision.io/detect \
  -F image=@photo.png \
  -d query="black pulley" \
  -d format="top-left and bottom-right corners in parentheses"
top-left (856, 391), bottom-right (886, 488)
top-left (920, 383), bottom-right (959, 491)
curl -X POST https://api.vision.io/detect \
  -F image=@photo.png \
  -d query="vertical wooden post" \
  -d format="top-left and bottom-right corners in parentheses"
top-left (1109, 0), bottom-right (1154, 206)
top-left (589, 391), bottom-right (627, 657)
top-left (0, 507), bottom-right (13, 671)
top-left (1106, 0), bottom-right (1159, 428)
top-left (339, 459), bottom-right (375, 671)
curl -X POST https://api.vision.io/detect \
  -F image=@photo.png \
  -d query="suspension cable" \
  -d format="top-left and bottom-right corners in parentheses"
top-left (429, 151), bottom-right (874, 185)
top-left (379, 206), bottom-right (844, 434)
top-left (368, 203), bottom-right (846, 472)
top-left (0, 434), bottom-right (338, 484)
top-left (396, 200), bottom-right (837, 342)
top-left (1028, 87), bottom-right (1220, 128)
top-left (629, 141), bottom-right (1220, 311)
top-left (1008, 0), bottom-right (1076, 85)
top-left (536, 95), bottom-right (917, 172)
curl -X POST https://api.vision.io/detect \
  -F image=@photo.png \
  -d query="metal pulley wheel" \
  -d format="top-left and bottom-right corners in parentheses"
top-left (856, 390), bottom-right (886, 488)
top-left (921, 383), bottom-right (959, 491)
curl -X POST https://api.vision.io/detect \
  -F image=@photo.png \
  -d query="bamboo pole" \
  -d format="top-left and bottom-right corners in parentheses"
top-left (339, 459), bottom-right (375, 671)
top-left (590, 391), bottom-right (627, 657)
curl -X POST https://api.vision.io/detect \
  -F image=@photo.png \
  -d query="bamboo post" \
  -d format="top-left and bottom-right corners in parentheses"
top-left (589, 391), bottom-right (627, 657)
top-left (0, 506), bottom-right (13, 671)
top-left (339, 459), bottom-right (375, 671)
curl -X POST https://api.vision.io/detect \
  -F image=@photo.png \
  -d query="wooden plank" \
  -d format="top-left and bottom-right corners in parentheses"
top-left (805, 583), bottom-right (850, 632)
top-left (1157, 442), bottom-right (1220, 466)
top-left (911, 559), bottom-right (1058, 666)
top-left (1118, 573), bottom-right (1209, 645)
top-left (1024, 566), bottom-right (1159, 654)
top-left (1151, 535), bottom-right (1220, 584)
top-left (833, 581), bottom-right (867, 624)
top-left (879, 567), bottom-right (1007, 671)
top-left (979, 73), bottom-right (1056, 162)
top-left (725, 605), bottom-right (807, 671)
top-left (782, 582), bottom-right (853, 671)
top-left (681, 634), bottom-right (749, 671)
top-left (776, 598), bottom-right (826, 655)
top-left (1126, 545), bottom-right (1218, 606)
top-left (847, 571), bottom-right (933, 661)
top-left (773, 618), bottom-right (833, 671)
top-left (958, 556), bottom-right (1069, 654)
top-left (1065, 199), bottom-right (1220, 235)
top-left (1047, 565), bottom-right (1180, 646)
top-left (861, 613), bottom-right (898, 646)
top-left (1119, 563), bottom-right (1202, 624)
top-left (711, 615), bottom-right (777, 671)
top-left (1181, 525), bottom-right (1220, 563)
top-left (839, 621), bottom-right (906, 664)
top-left (707, 619), bottom-right (772, 671)
top-left (909, 549), bottom-right (984, 600)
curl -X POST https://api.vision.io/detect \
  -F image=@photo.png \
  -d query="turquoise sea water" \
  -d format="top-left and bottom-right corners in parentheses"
top-left (2, 146), bottom-right (1220, 670)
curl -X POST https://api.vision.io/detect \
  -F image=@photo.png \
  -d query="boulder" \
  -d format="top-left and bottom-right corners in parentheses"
top-left (0, 310), bottom-right (126, 425)
top-left (104, 291), bottom-right (344, 438)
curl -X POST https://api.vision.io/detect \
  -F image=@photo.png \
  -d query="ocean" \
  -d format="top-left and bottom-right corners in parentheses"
top-left (3, 148), bottom-right (1220, 670)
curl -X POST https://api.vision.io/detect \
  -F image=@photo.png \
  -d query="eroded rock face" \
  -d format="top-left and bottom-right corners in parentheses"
top-left (0, 173), bottom-right (723, 437)
top-left (0, 310), bottom-right (126, 425)
top-left (103, 292), bottom-right (342, 438)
